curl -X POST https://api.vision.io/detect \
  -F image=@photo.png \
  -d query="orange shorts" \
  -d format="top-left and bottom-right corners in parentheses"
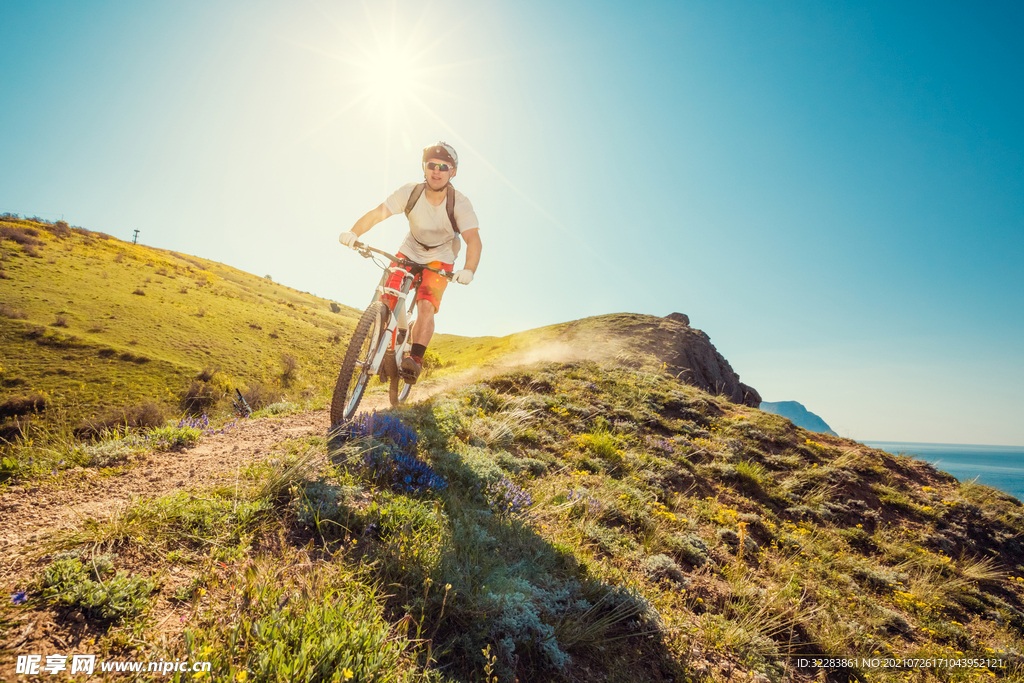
top-left (381, 252), bottom-right (453, 313)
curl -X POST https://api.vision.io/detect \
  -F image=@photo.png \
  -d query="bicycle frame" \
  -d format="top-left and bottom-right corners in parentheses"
top-left (366, 264), bottom-right (417, 373)
top-left (357, 241), bottom-right (452, 375)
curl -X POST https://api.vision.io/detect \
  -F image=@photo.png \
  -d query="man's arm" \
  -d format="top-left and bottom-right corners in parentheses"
top-left (349, 203), bottom-right (392, 238)
top-left (461, 228), bottom-right (482, 272)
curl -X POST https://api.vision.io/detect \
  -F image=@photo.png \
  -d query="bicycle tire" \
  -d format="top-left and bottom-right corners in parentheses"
top-left (388, 369), bottom-right (414, 406)
top-left (388, 310), bottom-right (417, 407)
top-left (330, 302), bottom-right (386, 425)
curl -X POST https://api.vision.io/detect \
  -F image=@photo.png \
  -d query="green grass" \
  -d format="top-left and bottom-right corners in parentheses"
top-left (33, 552), bottom-right (156, 622)
top-left (12, 362), bottom-right (1024, 682)
top-left (1, 217), bottom-right (364, 432)
top-left (6, 216), bottom-right (1024, 682)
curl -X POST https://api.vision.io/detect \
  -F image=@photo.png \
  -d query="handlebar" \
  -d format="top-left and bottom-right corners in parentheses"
top-left (352, 241), bottom-right (454, 280)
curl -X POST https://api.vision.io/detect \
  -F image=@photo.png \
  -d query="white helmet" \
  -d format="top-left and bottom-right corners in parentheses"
top-left (422, 141), bottom-right (458, 168)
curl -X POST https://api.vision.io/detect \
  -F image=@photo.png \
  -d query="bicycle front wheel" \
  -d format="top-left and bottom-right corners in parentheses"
top-left (330, 302), bottom-right (386, 425)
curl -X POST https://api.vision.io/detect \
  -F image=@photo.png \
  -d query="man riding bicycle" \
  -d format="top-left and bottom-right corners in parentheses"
top-left (339, 142), bottom-right (481, 384)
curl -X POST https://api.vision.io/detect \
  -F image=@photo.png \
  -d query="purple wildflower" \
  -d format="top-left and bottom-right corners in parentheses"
top-left (11, 590), bottom-right (27, 605)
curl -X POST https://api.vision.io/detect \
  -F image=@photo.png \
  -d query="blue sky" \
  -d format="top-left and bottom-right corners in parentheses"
top-left (2, 1), bottom-right (1022, 445)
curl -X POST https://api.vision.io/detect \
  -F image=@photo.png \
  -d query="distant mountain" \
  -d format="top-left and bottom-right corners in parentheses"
top-left (759, 400), bottom-right (837, 436)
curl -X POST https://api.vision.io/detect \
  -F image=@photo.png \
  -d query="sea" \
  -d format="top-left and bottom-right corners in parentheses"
top-left (862, 442), bottom-right (1024, 503)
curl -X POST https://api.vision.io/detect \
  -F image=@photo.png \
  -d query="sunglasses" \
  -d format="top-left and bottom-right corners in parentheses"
top-left (425, 162), bottom-right (452, 172)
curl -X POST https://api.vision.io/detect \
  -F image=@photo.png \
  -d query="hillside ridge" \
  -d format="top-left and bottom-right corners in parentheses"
top-left (2, 216), bottom-right (762, 436)
top-left (2, 360), bottom-right (1024, 681)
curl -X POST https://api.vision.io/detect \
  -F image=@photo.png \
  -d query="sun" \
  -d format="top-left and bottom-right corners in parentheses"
top-left (358, 41), bottom-right (424, 113)
top-left (287, 4), bottom-right (481, 163)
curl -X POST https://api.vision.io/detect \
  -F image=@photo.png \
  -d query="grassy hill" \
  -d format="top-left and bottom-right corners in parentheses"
top-left (3, 216), bottom-right (1024, 682)
top-left (0, 216), bottom-right (371, 430)
top-left (1, 214), bottom-right (716, 449)
top-left (2, 361), bottom-right (1022, 682)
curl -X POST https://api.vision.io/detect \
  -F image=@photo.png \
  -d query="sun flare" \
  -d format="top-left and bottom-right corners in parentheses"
top-left (359, 42), bottom-right (422, 112)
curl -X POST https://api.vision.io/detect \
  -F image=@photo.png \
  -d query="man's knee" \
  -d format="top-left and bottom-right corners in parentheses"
top-left (417, 299), bottom-right (438, 317)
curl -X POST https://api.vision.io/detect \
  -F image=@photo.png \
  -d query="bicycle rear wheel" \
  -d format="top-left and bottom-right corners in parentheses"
top-left (388, 367), bottom-right (413, 406)
top-left (330, 302), bottom-right (386, 425)
top-left (388, 311), bottom-right (417, 407)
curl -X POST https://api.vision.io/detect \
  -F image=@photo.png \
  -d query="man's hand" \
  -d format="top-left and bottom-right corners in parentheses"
top-left (453, 269), bottom-right (474, 285)
top-left (339, 231), bottom-right (359, 248)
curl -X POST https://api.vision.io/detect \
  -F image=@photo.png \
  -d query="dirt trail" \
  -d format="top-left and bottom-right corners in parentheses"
top-left (0, 368), bottom-right (483, 583)
top-left (0, 352), bottom-right (569, 588)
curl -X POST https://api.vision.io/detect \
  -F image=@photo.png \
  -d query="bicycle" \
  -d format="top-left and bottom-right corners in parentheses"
top-left (329, 241), bottom-right (453, 425)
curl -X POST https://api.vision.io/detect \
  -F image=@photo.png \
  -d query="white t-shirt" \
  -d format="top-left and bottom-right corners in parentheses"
top-left (384, 182), bottom-right (480, 264)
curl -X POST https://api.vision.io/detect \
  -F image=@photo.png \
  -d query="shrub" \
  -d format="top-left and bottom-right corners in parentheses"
top-left (641, 553), bottom-right (689, 585)
top-left (294, 478), bottom-right (356, 529)
top-left (79, 439), bottom-right (138, 467)
top-left (422, 348), bottom-right (455, 375)
top-left (74, 402), bottom-right (167, 439)
top-left (575, 430), bottom-right (624, 467)
top-left (337, 411), bottom-right (419, 452)
top-left (51, 315), bottom-right (69, 328)
top-left (0, 304), bottom-right (28, 319)
top-left (667, 533), bottom-right (710, 567)
top-left (44, 221), bottom-right (72, 239)
top-left (281, 353), bottom-right (299, 385)
top-left (132, 288), bottom-right (145, 296)
top-left (0, 393), bottom-right (47, 419)
top-left (330, 302), bottom-right (341, 313)
top-left (0, 224), bottom-right (42, 246)
top-left (182, 380), bottom-right (220, 415)
top-left (144, 420), bottom-right (204, 449)
top-left (241, 383), bottom-right (281, 410)
top-left (196, 366), bottom-right (218, 382)
top-left (35, 553), bottom-right (155, 622)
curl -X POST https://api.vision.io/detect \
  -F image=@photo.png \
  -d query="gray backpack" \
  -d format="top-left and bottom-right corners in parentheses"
top-left (404, 183), bottom-right (461, 256)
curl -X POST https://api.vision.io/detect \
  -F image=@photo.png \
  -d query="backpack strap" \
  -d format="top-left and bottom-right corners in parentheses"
top-left (404, 183), bottom-right (426, 219)
top-left (404, 182), bottom-right (460, 250)
top-left (446, 185), bottom-right (459, 235)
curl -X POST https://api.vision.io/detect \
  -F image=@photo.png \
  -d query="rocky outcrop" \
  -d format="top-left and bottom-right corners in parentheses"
top-left (648, 313), bottom-right (761, 407)
top-left (545, 312), bottom-right (762, 407)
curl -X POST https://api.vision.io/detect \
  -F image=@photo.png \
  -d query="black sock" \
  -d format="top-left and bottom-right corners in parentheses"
top-left (411, 344), bottom-right (427, 359)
